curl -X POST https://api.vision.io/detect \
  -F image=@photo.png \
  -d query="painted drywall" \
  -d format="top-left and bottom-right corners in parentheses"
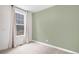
top-left (0, 5), bottom-right (12, 50)
top-left (33, 5), bottom-right (79, 53)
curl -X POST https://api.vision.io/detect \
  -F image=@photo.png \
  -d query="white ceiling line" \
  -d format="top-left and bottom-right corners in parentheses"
top-left (15, 5), bottom-right (55, 13)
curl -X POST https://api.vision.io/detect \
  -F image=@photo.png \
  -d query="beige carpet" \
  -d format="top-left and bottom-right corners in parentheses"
top-left (0, 42), bottom-right (70, 54)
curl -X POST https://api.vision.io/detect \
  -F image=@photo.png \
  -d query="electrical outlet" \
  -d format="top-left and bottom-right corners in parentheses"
top-left (46, 40), bottom-right (48, 42)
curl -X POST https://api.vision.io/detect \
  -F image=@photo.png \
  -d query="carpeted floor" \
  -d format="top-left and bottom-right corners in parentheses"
top-left (0, 42), bottom-right (70, 54)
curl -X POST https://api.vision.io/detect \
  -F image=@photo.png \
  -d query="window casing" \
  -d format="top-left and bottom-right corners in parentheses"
top-left (15, 13), bottom-right (24, 35)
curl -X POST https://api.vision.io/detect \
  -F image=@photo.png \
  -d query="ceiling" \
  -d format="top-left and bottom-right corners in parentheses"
top-left (16, 5), bottom-right (54, 13)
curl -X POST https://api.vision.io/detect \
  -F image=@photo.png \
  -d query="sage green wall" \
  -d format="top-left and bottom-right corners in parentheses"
top-left (32, 5), bottom-right (79, 53)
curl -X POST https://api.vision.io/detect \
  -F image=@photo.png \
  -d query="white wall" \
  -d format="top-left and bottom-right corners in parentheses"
top-left (0, 6), bottom-right (33, 50)
top-left (0, 5), bottom-right (12, 50)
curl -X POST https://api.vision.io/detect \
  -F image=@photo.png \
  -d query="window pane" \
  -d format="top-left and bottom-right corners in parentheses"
top-left (16, 25), bottom-right (24, 35)
top-left (16, 13), bottom-right (24, 24)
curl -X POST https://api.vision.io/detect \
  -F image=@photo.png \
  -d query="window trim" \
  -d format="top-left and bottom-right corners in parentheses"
top-left (15, 8), bottom-right (26, 36)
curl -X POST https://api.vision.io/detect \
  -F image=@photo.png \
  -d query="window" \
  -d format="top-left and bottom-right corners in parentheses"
top-left (16, 13), bottom-right (24, 35)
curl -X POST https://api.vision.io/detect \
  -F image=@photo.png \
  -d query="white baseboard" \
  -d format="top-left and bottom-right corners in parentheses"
top-left (33, 40), bottom-right (78, 54)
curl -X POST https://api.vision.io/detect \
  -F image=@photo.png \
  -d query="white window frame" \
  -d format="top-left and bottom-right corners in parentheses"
top-left (15, 8), bottom-right (26, 37)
